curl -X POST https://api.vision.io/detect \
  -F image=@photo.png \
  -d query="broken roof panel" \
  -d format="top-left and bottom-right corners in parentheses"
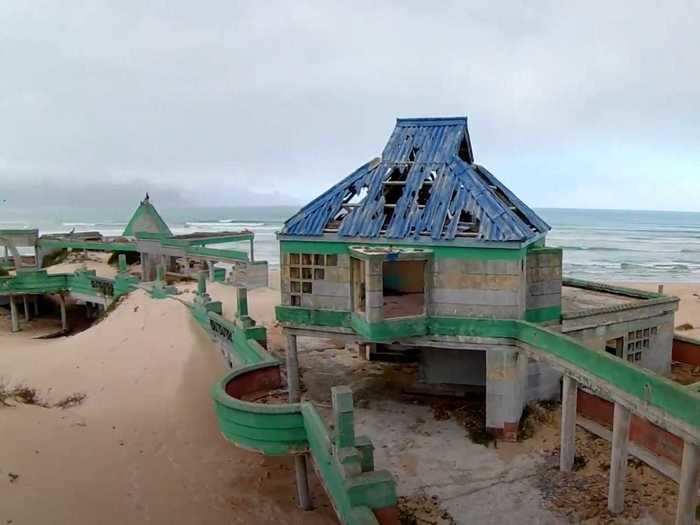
top-left (282, 116), bottom-right (549, 242)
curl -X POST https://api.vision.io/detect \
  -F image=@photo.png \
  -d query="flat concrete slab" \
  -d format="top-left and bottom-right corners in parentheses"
top-left (562, 285), bottom-right (637, 314)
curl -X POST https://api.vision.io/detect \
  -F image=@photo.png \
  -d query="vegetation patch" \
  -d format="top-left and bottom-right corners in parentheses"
top-left (398, 495), bottom-right (456, 525)
top-left (41, 248), bottom-right (69, 268)
top-left (0, 382), bottom-right (86, 409)
top-left (518, 400), bottom-right (558, 441)
top-left (54, 392), bottom-right (87, 409)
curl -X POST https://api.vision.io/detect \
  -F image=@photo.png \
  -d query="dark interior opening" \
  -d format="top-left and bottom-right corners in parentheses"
top-left (382, 260), bottom-right (425, 318)
top-left (605, 336), bottom-right (624, 357)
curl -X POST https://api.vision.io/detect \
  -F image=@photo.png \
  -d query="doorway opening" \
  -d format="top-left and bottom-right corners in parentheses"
top-left (382, 260), bottom-right (425, 318)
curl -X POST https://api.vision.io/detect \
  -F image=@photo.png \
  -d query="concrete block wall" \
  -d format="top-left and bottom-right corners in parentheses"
top-left (524, 359), bottom-right (561, 402)
top-left (428, 257), bottom-right (526, 319)
top-left (525, 248), bottom-right (562, 315)
top-left (280, 252), bottom-right (352, 311)
top-left (564, 311), bottom-right (675, 374)
top-left (485, 348), bottom-right (528, 439)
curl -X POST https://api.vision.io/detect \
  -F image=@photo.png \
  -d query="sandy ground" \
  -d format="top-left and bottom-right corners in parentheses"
top-left (0, 289), bottom-right (335, 525)
top-left (2, 259), bottom-right (699, 525)
top-left (45, 252), bottom-right (118, 279)
top-left (621, 282), bottom-right (700, 340)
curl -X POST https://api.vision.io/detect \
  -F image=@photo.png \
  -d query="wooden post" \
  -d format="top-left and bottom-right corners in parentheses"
top-left (9, 295), bottom-right (19, 332)
top-left (23, 295), bottom-right (30, 321)
top-left (675, 441), bottom-right (700, 525)
top-left (286, 333), bottom-right (312, 510)
top-left (608, 402), bottom-right (632, 514)
top-left (58, 294), bottom-right (68, 332)
top-left (560, 375), bottom-right (578, 472)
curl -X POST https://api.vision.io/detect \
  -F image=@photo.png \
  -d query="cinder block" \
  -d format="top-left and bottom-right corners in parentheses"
top-left (526, 292), bottom-right (561, 309)
top-left (431, 288), bottom-right (520, 307)
top-left (528, 280), bottom-right (562, 296)
top-left (434, 272), bottom-right (521, 291)
top-left (366, 290), bottom-right (383, 308)
top-left (429, 303), bottom-right (522, 319)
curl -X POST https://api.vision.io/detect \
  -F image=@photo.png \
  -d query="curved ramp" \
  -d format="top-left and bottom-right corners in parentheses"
top-left (192, 301), bottom-right (398, 525)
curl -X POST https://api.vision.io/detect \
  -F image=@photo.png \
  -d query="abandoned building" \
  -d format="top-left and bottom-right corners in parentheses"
top-left (275, 116), bottom-right (679, 438)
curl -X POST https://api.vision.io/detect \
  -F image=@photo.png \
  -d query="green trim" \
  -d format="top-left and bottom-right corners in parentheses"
top-left (280, 240), bottom-right (350, 255)
top-left (524, 306), bottom-right (561, 323)
top-left (280, 239), bottom-right (525, 261)
top-left (38, 239), bottom-right (138, 252)
top-left (275, 305), bottom-right (352, 327)
top-left (351, 313), bottom-right (428, 341)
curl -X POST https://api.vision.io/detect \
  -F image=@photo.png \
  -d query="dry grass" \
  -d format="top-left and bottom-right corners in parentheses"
top-left (0, 381), bottom-right (86, 409)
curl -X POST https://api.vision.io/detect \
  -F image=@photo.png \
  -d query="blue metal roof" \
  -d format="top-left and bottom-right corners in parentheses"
top-left (282, 116), bottom-right (550, 242)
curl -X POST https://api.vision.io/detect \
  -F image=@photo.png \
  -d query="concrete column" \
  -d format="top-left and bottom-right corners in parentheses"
top-left (485, 348), bottom-right (527, 440)
top-left (9, 295), bottom-right (20, 332)
top-left (560, 376), bottom-right (578, 472)
top-left (675, 441), bottom-right (700, 525)
top-left (33, 296), bottom-right (39, 316)
top-left (58, 294), bottom-right (68, 332)
top-left (286, 333), bottom-right (312, 510)
top-left (183, 257), bottom-right (190, 276)
top-left (249, 238), bottom-right (255, 262)
top-left (141, 253), bottom-right (150, 281)
top-left (608, 402), bottom-right (632, 514)
top-left (118, 254), bottom-right (127, 274)
top-left (236, 287), bottom-right (249, 318)
top-left (197, 271), bottom-right (207, 295)
top-left (286, 334), bottom-right (301, 402)
top-left (23, 295), bottom-right (30, 322)
top-left (209, 261), bottom-right (216, 282)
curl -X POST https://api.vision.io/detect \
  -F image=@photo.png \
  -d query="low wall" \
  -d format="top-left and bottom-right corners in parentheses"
top-left (577, 389), bottom-right (685, 466)
top-left (673, 334), bottom-right (700, 367)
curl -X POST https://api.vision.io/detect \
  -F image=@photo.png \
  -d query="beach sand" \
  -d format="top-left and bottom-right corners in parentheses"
top-left (621, 282), bottom-right (700, 340)
top-left (2, 261), bottom-right (699, 524)
top-left (0, 287), bottom-right (334, 525)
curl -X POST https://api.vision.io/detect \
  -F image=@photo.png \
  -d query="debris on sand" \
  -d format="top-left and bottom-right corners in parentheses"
top-left (54, 392), bottom-right (87, 409)
top-left (518, 401), bottom-right (558, 441)
top-left (8, 473), bottom-right (19, 483)
top-left (0, 383), bottom-right (86, 409)
top-left (538, 430), bottom-right (679, 523)
top-left (398, 494), bottom-right (456, 525)
top-left (676, 322), bottom-right (694, 330)
top-left (0, 384), bottom-right (48, 408)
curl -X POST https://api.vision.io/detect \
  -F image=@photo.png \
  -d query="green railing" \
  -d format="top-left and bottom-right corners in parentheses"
top-left (277, 306), bottom-right (700, 435)
top-left (185, 299), bottom-right (397, 525)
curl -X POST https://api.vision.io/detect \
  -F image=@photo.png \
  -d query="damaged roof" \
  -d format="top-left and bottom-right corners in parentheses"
top-left (281, 116), bottom-right (550, 242)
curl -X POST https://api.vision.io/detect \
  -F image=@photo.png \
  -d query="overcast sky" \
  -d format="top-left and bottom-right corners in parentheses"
top-left (1, 1), bottom-right (698, 210)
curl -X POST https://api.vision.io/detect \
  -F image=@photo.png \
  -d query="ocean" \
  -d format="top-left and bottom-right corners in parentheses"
top-left (2, 206), bottom-right (700, 282)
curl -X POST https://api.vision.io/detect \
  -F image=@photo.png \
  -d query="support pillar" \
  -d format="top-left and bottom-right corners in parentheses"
top-left (9, 295), bottom-right (19, 332)
top-left (560, 376), bottom-right (578, 472)
top-left (608, 402), bottom-right (631, 514)
top-left (33, 296), bottom-right (39, 316)
top-left (209, 261), bottom-right (216, 282)
top-left (249, 238), bottom-right (255, 262)
top-left (675, 441), bottom-right (700, 525)
top-left (118, 254), bottom-right (127, 274)
top-left (58, 294), bottom-right (68, 332)
top-left (286, 333), bottom-right (312, 510)
top-left (23, 295), bottom-right (30, 322)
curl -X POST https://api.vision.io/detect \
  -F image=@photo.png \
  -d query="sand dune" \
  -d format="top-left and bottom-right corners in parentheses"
top-left (0, 290), bottom-right (334, 525)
